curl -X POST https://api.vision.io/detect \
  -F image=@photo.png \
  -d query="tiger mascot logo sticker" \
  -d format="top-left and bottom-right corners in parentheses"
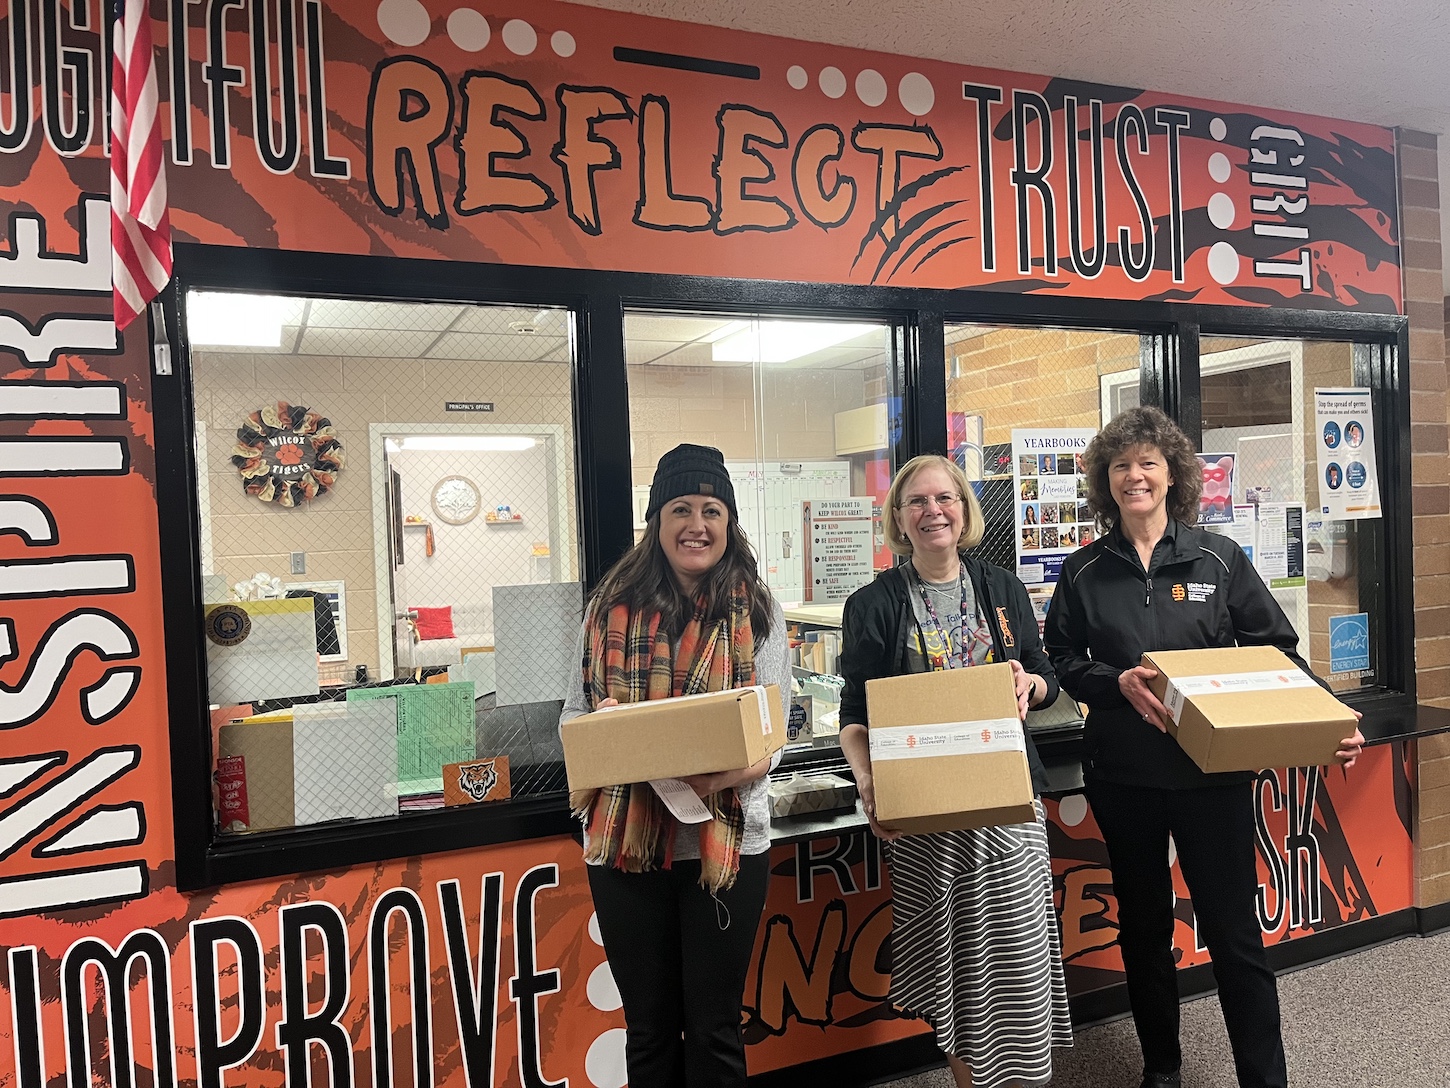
top-left (444, 756), bottom-right (511, 805)
top-left (458, 759), bottom-right (499, 801)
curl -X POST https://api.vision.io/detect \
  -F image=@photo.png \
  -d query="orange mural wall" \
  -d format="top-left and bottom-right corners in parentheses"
top-left (0, 1), bottom-right (1415, 1086)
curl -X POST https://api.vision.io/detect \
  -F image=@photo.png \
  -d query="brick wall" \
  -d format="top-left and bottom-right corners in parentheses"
top-left (946, 326), bottom-right (1140, 447)
top-left (1398, 129), bottom-right (1450, 909)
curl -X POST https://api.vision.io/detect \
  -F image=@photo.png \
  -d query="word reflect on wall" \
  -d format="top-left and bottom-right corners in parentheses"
top-left (0, 0), bottom-right (1398, 307)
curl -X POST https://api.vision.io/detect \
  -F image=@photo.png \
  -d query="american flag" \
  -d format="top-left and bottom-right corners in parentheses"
top-left (110, 0), bottom-right (171, 331)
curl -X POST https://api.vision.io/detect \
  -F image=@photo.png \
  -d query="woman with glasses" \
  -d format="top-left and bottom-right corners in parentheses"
top-left (837, 454), bottom-right (1072, 1088)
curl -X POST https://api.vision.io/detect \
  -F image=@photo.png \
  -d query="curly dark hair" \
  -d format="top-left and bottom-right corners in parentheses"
top-left (1082, 406), bottom-right (1203, 528)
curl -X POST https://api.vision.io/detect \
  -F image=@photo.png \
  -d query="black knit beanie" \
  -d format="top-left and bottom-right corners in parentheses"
top-left (646, 443), bottom-right (737, 521)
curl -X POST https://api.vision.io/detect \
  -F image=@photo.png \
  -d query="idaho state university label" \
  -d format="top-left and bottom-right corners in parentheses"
top-left (869, 717), bottom-right (1025, 760)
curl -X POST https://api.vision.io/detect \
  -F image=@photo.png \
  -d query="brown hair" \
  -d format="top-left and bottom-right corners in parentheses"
top-left (883, 454), bottom-right (986, 555)
top-left (589, 508), bottom-right (774, 641)
top-left (1082, 406), bottom-right (1203, 528)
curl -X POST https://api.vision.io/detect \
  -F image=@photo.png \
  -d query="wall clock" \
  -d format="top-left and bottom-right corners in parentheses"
top-left (231, 401), bottom-right (345, 507)
top-left (431, 475), bottom-right (481, 525)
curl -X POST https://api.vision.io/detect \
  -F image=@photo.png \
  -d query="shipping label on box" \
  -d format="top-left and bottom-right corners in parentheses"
top-left (1143, 646), bottom-right (1355, 774)
top-left (865, 664), bottom-right (1036, 834)
top-left (563, 684), bottom-right (782, 791)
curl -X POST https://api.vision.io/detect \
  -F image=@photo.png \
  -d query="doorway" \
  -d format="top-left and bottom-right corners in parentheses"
top-left (370, 422), bottom-right (574, 678)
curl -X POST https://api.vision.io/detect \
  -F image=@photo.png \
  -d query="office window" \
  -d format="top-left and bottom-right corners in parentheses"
top-left (186, 292), bottom-right (582, 835)
top-left (1199, 337), bottom-right (1385, 691)
top-left (623, 312), bottom-right (901, 755)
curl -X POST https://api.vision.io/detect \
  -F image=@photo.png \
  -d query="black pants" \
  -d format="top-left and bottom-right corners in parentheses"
top-left (586, 853), bottom-right (771, 1088)
top-left (1086, 778), bottom-right (1287, 1088)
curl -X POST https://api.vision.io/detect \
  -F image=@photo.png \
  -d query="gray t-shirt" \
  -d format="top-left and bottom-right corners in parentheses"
top-left (559, 596), bottom-right (790, 859)
top-left (905, 563), bottom-right (994, 671)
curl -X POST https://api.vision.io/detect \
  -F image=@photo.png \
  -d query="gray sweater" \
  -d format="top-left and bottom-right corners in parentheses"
top-left (559, 596), bottom-right (790, 859)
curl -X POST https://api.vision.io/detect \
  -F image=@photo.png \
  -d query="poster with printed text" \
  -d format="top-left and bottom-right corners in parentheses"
top-left (1255, 502), bottom-right (1306, 589)
top-left (802, 497), bottom-right (874, 602)
top-left (1197, 452), bottom-right (1236, 524)
top-left (1013, 429), bottom-right (1095, 590)
top-left (1315, 389), bottom-right (1382, 520)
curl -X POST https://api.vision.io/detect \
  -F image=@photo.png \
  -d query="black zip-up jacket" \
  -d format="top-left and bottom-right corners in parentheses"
top-left (838, 554), bottom-right (1057, 794)
top-left (1044, 518), bottom-right (1324, 790)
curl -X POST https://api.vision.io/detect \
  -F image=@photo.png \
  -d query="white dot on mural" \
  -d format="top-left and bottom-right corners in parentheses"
top-left (586, 962), bottom-right (622, 1011)
top-left (1210, 116), bottom-right (1228, 141)
top-left (446, 9), bottom-right (489, 51)
top-left (1057, 794), bottom-right (1088, 827)
top-left (898, 72), bottom-right (934, 116)
top-left (585, 1029), bottom-right (629, 1088)
top-left (787, 65), bottom-right (808, 90)
top-left (588, 912), bottom-right (603, 945)
top-left (1208, 192), bottom-right (1236, 229)
top-left (1207, 240), bottom-right (1240, 284)
top-left (819, 66), bottom-right (847, 99)
top-left (551, 30), bottom-right (576, 57)
top-left (502, 18), bottom-right (537, 54)
top-left (377, 0), bottom-right (430, 47)
top-left (1208, 151), bottom-right (1232, 184)
top-left (855, 69), bottom-right (888, 107)
top-left (1168, 834), bottom-right (1178, 867)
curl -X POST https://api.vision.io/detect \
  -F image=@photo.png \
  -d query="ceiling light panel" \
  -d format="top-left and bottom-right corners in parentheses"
top-left (305, 298), bottom-right (465, 331)
top-left (624, 314), bottom-right (742, 344)
top-left (451, 305), bottom-right (569, 335)
top-left (295, 326), bottom-right (445, 358)
top-left (424, 331), bottom-right (569, 361)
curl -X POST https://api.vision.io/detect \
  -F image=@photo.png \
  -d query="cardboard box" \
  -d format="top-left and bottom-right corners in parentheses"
top-left (1142, 646), bottom-right (1355, 773)
top-left (562, 685), bottom-right (784, 791)
top-left (866, 664), bottom-right (1035, 834)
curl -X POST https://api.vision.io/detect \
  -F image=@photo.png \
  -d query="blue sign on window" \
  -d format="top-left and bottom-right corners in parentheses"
top-left (1328, 612), bottom-right (1370, 674)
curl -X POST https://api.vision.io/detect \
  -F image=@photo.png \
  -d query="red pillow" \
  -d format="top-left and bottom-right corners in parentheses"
top-left (413, 606), bottom-right (455, 640)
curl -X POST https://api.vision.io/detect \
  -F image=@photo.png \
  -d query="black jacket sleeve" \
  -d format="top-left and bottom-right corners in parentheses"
top-left (1043, 556), bottom-right (1130, 709)
top-left (1223, 541), bottom-right (1331, 692)
top-left (837, 584), bottom-right (895, 728)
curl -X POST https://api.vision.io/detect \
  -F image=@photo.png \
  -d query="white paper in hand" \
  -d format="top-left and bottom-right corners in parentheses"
top-left (649, 778), bottom-right (715, 823)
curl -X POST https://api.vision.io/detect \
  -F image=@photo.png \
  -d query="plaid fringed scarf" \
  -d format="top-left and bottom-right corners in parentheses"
top-left (571, 584), bottom-right (756, 893)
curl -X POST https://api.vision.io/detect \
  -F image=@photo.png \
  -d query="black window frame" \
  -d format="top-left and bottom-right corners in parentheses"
top-left (158, 243), bottom-right (1412, 890)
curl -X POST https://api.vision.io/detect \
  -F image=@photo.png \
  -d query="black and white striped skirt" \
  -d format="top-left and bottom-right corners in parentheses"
top-left (886, 802), bottom-right (1072, 1086)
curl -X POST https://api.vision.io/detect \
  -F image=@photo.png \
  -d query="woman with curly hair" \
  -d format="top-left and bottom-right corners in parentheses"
top-left (1043, 407), bottom-right (1363, 1088)
top-left (558, 443), bottom-right (789, 1087)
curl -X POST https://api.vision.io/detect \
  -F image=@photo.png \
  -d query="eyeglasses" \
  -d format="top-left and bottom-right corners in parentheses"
top-left (897, 493), bottom-right (962, 512)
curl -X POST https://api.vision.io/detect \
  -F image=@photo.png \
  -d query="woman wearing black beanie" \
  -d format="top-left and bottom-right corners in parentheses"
top-left (560, 443), bottom-right (790, 1087)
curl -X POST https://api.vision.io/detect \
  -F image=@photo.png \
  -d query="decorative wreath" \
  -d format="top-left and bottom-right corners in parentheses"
top-left (231, 401), bottom-right (345, 507)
